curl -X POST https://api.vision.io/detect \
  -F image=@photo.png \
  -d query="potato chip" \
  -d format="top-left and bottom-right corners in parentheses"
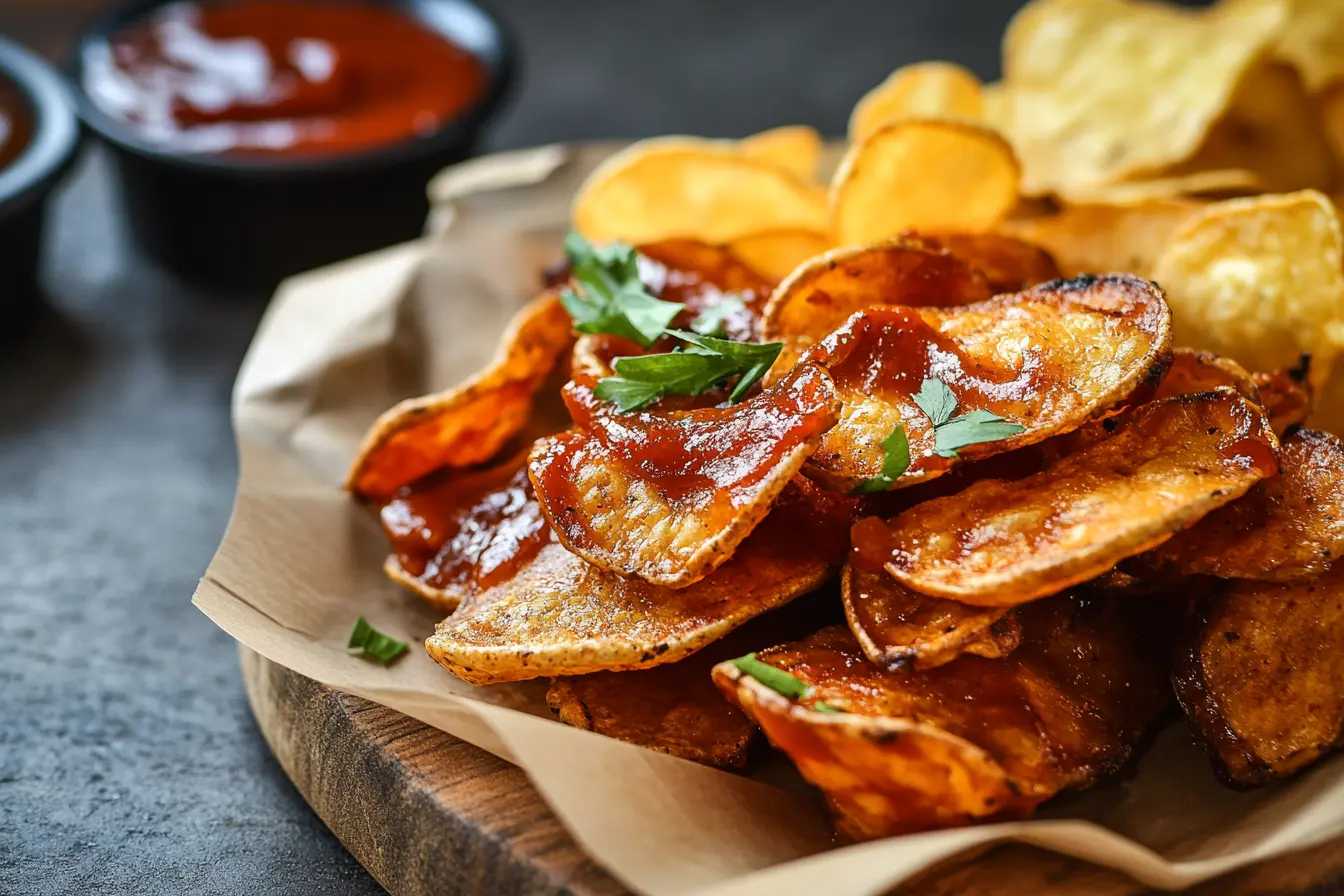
top-left (841, 561), bottom-right (1020, 671)
top-left (1276, 1), bottom-right (1344, 93)
top-left (573, 140), bottom-right (828, 245)
top-left (636, 238), bottom-right (776, 342)
top-left (1154, 190), bottom-right (1344, 382)
top-left (1053, 169), bottom-right (1260, 206)
top-left (346, 292), bottom-right (574, 500)
top-left (800, 275), bottom-right (1172, 493)
top-left (830, 120), bottom-right (1020, 245)
top-left (426, 485), bottom-right (846, 684)
top-left (739, 125), bottom-right (824, 182)
top-left (713, 593), bottom-right (1176, 838)
top-left (854, 389), bottom-right (1277, 606)
top-left (923, 232), bottom-right (1060, 293)
top-left (1000, 199), bottom-right (1202, 278)
top-left (1174, 566), bottom-right (1344, 787)
top-left (1253, 361), bottom-right (1314, 433)
top-left (725, 229), bottom-right (831, 282)
top-left (848, 62), bottom-right (984, 142)
top-left (529, 365), bottom-right (838, 588)
top-left (1154, 347), bottom-right (1260, 404)
top-left (1132, 428), bottom-right (1344, 583)
top-left (998, 0), bottom-right (1286, 195)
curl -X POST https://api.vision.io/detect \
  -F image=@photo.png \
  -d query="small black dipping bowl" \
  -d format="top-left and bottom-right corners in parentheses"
top-left (0, 39), bottom-right (82, 326)
top-left (74, 0), bottom-right (516, 288)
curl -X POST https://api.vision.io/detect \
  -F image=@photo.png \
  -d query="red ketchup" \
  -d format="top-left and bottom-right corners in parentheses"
top-left (83, 0), bottom-right (486, 156)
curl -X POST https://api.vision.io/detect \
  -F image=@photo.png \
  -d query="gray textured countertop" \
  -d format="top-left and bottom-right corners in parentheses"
top-left (0, 2), bottom-right (1016, 891)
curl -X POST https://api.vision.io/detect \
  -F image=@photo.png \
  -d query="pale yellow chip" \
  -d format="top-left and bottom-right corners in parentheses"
top-left (725, 229), bottom-right (832, 281)
top-left (574, 140), bottom-right (828, 245)
top-left (739, 125), bottom-right (824, 182)
top-left (998, 0), bottom-right (1287, 195)
top-left (848, 62), bottom-right (984, 142)
top-left (1153, 190), bottom-right (1344, 382)
top-left (1000, 199), bottom-right (1203, 278)
top-left (1054, 169), bottom-right (1260, 206)
top-left (1276, 0), bottom-right (1344, 92)
top-left (830, 120), bottom-right (1020, 245)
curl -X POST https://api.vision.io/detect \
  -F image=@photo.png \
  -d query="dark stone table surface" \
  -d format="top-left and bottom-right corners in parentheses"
top-left (0, 2), bottom-right (1020, 892)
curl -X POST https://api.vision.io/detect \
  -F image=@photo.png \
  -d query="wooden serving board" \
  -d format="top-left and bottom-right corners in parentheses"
top-left (241, 646), bottom-right (1344, 896)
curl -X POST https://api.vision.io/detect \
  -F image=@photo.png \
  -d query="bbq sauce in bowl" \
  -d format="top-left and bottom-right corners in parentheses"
top-left (0, 75), bottom-right (34, 171)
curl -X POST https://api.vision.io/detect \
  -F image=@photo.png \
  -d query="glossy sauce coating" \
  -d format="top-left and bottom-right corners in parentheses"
top-left (637, 239), bottom-right (774, 342)
top-left (84, 0), bottom-right (485, 156)
top-left (0, 75), bottom-right (33, 171)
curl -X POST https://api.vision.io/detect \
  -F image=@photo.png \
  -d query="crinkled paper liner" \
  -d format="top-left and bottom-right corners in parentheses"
top-left (194, 143), bottom-right (1344, 896)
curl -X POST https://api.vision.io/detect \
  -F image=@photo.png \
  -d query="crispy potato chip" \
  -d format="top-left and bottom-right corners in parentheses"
top-left (1321, 87), bottom-right (1344, 174)
top-left (379, 454), bottom-right (549, 613)
top-left (714, 594), bottom-right (1176, 838)
top-left (830, 120), bottom-right (1020, 245)
top-left (842, 561), bottom-right (1020, 671)
top-left (1277, 1), bottom-right (1344, 92)
top-left (854, 390), bottom-right (1278, 606)
top-left (1154, 347), bottom-right (1260, 404)
top-left (427, 484), bottom-right (847, 684)
top-left (1154, 190), bottom-right (1344, 381)
top-left (725, 229), bottom-right (831, 282)
top-left (1053, 169), bottom-right (1260, 206)
top-left (848, 62), bottom-right (984, 142)
top-left (1174, 566), bottom-right (1344, 788)
top-left (800, 275), bottom-right (1172, 493)
top-left (345, 293), bottom-right (574, 500)
top-left (1132, 428), bottom-right (1344, 583)
top-left (636, 238), bottom-right (776, 342)
top-left (739, 125), bottom-right (824, 182)
top-left (924, 231), bottom-right (1060, 293)
top-left (573, 140), bottom-right (827, 245)
top-left (999, 0), bottom-right (1286, 195)
top-left (1254, 361), bottom-right (1314, 433)
top-left (1000, 199), bottom-right (1202, 278)
top-left (529, 365), bottom-right (839, 588)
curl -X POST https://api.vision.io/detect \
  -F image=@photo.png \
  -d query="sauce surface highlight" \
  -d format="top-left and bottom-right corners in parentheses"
top-left (84, 0), bottom-right (486, 156)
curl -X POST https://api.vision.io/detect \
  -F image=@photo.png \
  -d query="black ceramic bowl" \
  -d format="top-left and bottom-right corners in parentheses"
top-left (74, 0), bottom-right (516, 288)
top-left (0, 39), bottom-right (82, 324)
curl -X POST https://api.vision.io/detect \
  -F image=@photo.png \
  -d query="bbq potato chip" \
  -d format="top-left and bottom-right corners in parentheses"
top-left (924, 232), bottom-right (1060, 293)
top-left (572, 139), bottom-right (828, 245)
top-left (856, 389), bottom-right (1277, 606)
top-left (1174, 566), bottom-right (1344, 788)
top-left (636, 238), bottom-right (776, 342)
top-left (713, 594), bottom-right (1175, 838)
top-left (1254, 362), bottom-right (1314, 433)
top-left (739, 125), bottom-right (824, 182)
top-left (999, 199), bottom-right (1202, 278)
top-left (528, 365), bottom-right (839, 588)
top-left (1153, 347), bottom-right (1260, 404)
top-left (726, 229), bottom-right (831, 282)
top-left (842, 561), bottom-right (1020, 671)
top-left (427, 485), bottom-right (846, 684)
top-left (848, 62), bottom-right (984, 142)
top-left (1154, 190), bottom-right (1344, 383)
top-left (998, 0), bottom-right (1285, 195)
top-left (346, 293), bottom-right (574, 500)
top-left (830, 120), bottom-right (1020, 245)
top-left (800, 275), bottom-right (1172, 493)
top-left (1133, 428), bottom-right (1344, 583)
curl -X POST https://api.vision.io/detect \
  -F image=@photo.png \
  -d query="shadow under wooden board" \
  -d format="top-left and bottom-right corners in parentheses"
top-left (241, 646), bottom-right (1344, 896)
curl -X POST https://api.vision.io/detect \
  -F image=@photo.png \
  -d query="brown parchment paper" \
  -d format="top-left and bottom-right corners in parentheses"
top-left (195, 143), bottom-right (1344, 896)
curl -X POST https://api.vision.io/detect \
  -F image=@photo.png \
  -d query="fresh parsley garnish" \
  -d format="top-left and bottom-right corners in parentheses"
top-left (594, 330), bottom-right (783, 412)
top-left (914, 378), bottom-right (1025, 458)
top-left (348, 617), bottom-right (409, 665)
top-left (852, 424), bottom-right (912, 495)
top-left (913, 378), bottom-right (958, 427)
top-left (731, 653), bottom-right (845, 713)
top-left (559, 232), bottom-right (684, 349)
top-left (690, 296), bottom-right (747, 337)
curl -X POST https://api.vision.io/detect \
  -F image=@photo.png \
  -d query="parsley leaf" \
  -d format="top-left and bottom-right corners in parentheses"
top-left (852, 424), bottom-right (911, 495)
top-left (665, 330), bottom-right (782, 403)
top-left (560, 233), bottom-right (684, 348)
top-left (348, 617), bottom-right (409, 665)
top-left (594, 330), bottom-right (783, 412)
top-left (913, 378), bottom-right (957, 427)
top-left (812, 702), bottom-right (845, 713)
top-left (934, 409), bottom-right (1026, 457)
top-left (731, 653), bottom-right (810, 699)
top-left (690, 296), bottom-right (748, 337)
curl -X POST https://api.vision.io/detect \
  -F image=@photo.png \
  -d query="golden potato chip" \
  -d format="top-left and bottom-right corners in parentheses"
top-left (1276, 1), bottom-right (1344, 93)
top-left (1132, 428), bottom-right (1344, 583)
top-left (854, 390), bottom-right (1277, 606)
top-left (998, 0), bottom-right (1285, 195)
top-left (841, 561), bottom-right (1020, 671)
top-left (1253, 361), bottom-right (1314, 433)
top-left (830, 120), bottom-right (1019, 245)
top-left (1174, 566), bottom-right (1344, 788)
top-left (725, 229), bottom-right (831, 282)
top-left (1053, 169), bottom-right (1260, 206)
top-left (1154, 347), bottom-right (1260, 404)
top-left (1154, 190), bottom-right (1344, 382)
top-left (573, 140), bottom-right (827, 245)
top-left (427, 485), bottom-right (846, 684)
top-left (713, 593), bottom-right (1176, 838)
top-left (1000, 199), bottom-right (1202, 278)
top-left (923, 231), bottom-right (1060, 293)
top-left (346, 292), bottom-right (574, 500)
top-left (1169, 62), bottom-right (1334, 195)
top-left (848, 62), bottom-right (984, 142)
top-left (739, 125), bottom-right (824, 182)
top-left (529, 365), bottom-right (838, 588)
top-left (1320, 87), bottom-right (1344, 174)
top-left (800, 275), bottom-right (1172, 493)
